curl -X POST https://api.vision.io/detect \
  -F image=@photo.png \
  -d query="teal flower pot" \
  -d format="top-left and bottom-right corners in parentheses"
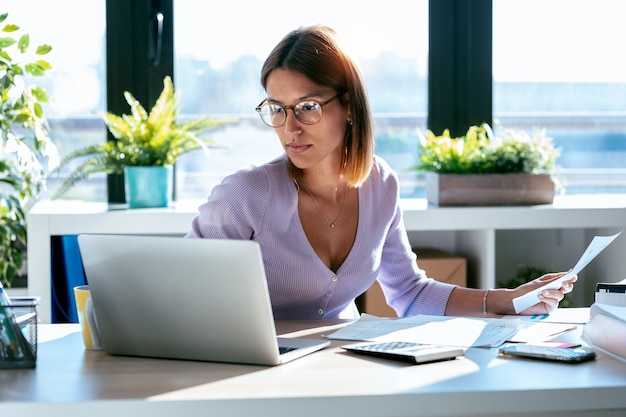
top-left (124, 166), bottom-right (173, 208)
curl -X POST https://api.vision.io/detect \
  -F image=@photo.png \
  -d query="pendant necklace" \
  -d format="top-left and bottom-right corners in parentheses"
top-left (297, 180), bottom-right (347, 228)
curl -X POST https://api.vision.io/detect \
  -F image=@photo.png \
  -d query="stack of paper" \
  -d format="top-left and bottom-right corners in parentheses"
top-left (325, 314), bottom-right (518, 347)
top-left (582, 303), bottom-right (626, 362)
top-left (595, 278), bottom-right (626, 307)
top-left (325, 313), bottom-right (576, 348)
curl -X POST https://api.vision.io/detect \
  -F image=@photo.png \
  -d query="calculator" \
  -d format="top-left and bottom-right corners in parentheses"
top-left (341, 341), bottom-right (465, 364)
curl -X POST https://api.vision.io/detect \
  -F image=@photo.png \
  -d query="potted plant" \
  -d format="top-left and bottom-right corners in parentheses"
top-left (0, 12), bottom-right (58, 287)
top-left (52, 76), bottom-right (230, 208)
top-left (416, 123), bottom-right (561, 206)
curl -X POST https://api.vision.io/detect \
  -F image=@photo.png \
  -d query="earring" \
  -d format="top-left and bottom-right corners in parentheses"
top-left (348, 120), bottom-right (353, 126)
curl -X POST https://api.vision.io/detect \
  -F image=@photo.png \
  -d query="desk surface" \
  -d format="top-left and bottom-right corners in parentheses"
top-left (1, 319), bottom-right (626, 417)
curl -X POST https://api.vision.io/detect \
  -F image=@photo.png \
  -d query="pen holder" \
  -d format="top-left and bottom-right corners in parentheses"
top-left (0, 297), bottom-right (39, 369)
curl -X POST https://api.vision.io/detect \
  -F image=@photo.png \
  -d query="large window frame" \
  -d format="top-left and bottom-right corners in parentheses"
top-left (107, 0), bottom-right (493, 203)
top-left (106, 0), bottom-right (174, 203)
top-left (428, 0), bottom-right (492, 137)
top-left (108, 1), bottom-right (626, 202)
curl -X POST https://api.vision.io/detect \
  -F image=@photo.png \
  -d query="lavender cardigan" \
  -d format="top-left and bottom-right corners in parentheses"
top-left (186, 155), bottom-right (456, 319)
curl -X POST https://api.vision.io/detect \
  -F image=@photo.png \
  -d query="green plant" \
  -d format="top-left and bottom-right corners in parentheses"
top-left (0, 12), bottom-right (57, 287)
top-left (416, 123), bottom-right (561, 174)
top-left (52, 76), bottom-right (230, 198)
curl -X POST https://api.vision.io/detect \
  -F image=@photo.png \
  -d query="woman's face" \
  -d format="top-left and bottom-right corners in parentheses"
top-left (265, 68), bottom-right (349, 172)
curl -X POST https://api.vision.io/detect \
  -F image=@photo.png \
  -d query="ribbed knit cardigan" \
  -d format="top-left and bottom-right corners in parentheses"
top-left (186, 154), bottom-right (456, 319)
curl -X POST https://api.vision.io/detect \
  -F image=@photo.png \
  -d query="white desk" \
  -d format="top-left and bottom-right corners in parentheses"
top-left (1, 319), bottom-right (626, 417)
top-left (26, 196), bottom-right (626, 323)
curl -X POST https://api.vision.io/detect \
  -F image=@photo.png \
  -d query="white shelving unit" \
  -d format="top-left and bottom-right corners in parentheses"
top-left (24, 195), bottom-right (626, 323)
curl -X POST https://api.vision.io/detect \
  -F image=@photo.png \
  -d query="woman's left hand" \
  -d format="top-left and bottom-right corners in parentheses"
top-left (515, 272), bottom-right (577, 315)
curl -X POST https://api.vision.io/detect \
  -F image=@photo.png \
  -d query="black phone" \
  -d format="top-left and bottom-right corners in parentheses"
top-left (498, 345), bottom-right (596, 363)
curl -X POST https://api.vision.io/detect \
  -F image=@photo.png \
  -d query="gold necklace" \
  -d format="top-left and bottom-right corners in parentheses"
top-left (298, 180), bottom-right (347, 228)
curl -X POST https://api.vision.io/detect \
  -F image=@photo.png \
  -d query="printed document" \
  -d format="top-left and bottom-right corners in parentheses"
top-left (326, 314), bottom-right (520, 348)
top-left (512, 231), bottom-right (622, 313)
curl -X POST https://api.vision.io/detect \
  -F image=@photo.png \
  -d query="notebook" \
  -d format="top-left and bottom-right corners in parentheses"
top-left (76, 234), bottom-right (329, 366)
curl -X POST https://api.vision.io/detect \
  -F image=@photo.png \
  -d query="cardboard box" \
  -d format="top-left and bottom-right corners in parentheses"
top-left (360, 248), bottom-right (467, 317)
top-left (414, 248), bottom-right (467, 287)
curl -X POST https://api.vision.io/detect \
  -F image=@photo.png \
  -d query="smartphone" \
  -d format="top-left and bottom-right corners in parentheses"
top-left (498, 345), bottom-right (596, 363)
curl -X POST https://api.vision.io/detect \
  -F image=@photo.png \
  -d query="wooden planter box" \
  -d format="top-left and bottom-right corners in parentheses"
top-left (426, 172), bottom-right (555, 206)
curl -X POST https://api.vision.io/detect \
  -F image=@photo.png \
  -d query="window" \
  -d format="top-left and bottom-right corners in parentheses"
top-left (4, 0), bottom-right (108, 201)
top-left (493, 0), bottom-right (626, 194)
top-left (173, 0), bottom-right (429, 199)
top-left (7, 1), bottom-right (624, 202)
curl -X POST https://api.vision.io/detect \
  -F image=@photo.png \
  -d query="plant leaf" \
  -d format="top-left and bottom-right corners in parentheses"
top-left (35, 44), bottom-right (52, 55)
top-left (17, 33), bottom-right (29, 53)
top-left (2, 23), bottom-right (18, 33)
top-left (0, 37), bottom-right (16, 48)
top-left (25, 62), bottom-right (46, 76)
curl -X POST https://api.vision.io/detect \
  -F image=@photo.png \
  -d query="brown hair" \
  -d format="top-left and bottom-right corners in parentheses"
top-left (260, 25), bottom-right (374, 187)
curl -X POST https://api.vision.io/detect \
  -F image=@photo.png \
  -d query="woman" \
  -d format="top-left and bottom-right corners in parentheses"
top-left (186, 25), bottom-right (575, 320)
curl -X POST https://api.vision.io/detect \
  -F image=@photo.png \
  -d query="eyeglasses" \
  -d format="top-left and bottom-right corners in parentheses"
top-left (255, 92), bottom-right (343, 128)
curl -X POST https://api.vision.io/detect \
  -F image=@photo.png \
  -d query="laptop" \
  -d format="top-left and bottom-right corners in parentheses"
top-left (76, 234), bottom-right (329, 366)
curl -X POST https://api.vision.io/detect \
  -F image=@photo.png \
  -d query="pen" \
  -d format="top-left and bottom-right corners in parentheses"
top-left (0, 309), bottom-right (19, 359)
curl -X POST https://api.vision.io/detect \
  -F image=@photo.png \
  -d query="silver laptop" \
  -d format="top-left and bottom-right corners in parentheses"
top-left (76, 234), bottom-right (329, 366)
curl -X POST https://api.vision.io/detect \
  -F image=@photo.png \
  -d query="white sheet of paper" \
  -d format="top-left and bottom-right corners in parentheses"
top-left (512, 231), bottom-right (622, 313)
top-left (325, 314), bottom-right (520, 348)
top-left (507, 322), bottom-right (576, 343)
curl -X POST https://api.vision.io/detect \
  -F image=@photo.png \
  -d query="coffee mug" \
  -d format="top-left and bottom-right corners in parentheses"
top-left (73, 285), bottom-right (102, 350)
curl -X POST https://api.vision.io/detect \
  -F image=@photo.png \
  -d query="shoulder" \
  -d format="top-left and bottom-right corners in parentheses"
top-left (367, 155), bottom-right (400, 200)
top-left (371, 155), bottom-right (397, 181)
top-left (221, 155), bottom-right (288, 193)
top-left (189, 155), bottom-right (290, 238)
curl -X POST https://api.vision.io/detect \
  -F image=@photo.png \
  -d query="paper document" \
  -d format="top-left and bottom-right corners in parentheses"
top-left (581, 303), bottom-right (626, 363)
top-left (596, 278), bottom-right (626, 307)
top-left (507, 322), bottom-right (576, 343)
top-left (512, 231), bottom-right (622, 313)
top-left (325, 314), bottom-right (520, 348)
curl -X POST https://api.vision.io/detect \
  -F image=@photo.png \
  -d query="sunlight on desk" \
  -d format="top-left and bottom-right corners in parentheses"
top-left (148, 347), bottom-right (480, 401)
top-left (278, 321), bottom-right (351, 339)
top-left (38, 323), bottom-right (81, 343)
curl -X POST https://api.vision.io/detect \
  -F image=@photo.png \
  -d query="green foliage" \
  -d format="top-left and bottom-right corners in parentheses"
top-left (0, 12), bottom-right (57, 287)
top-left (416, 123), bottom-right (561, 174)
top-left (52, 76), bottom-right (232, 199)
top-left (0, 191), bottom-right (26, 285)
